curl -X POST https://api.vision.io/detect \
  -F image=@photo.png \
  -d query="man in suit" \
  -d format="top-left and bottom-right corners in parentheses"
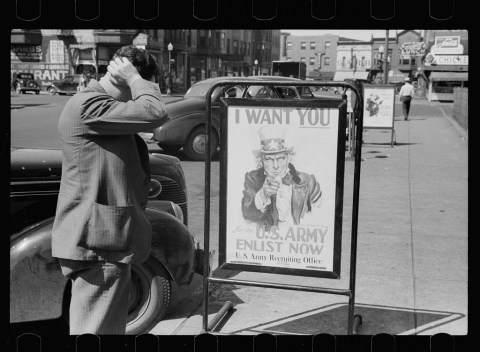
top-left (52, 45), bottom-right (167, 334)
top-left (242, 127), bottom-right (322, 231)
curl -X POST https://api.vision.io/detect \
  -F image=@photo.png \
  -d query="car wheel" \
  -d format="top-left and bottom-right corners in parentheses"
top-left (158, 144), bottom-right (181, 153)
top-left (126, 257), bottom-right (171, 335)
top-left (184, 126), bottom-right (218, 161)
top-left (48, 87), bottom-right (56, 95)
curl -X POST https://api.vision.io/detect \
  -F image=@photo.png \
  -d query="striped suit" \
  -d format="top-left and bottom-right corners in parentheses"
top-left (52, 78), bottom-right (167, 334)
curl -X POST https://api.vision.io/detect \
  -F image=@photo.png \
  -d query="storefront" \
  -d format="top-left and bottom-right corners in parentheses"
top-left (423, 34), bottom-right (468, 102)
top-left (427, 71), bottom-right (468, 102)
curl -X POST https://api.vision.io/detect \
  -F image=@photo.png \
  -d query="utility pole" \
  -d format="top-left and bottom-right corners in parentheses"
top-left (383, 30), bottom-right (389, 85)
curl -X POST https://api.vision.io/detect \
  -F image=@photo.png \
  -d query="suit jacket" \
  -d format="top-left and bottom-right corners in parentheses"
top-left (52, 78), bottom-right (167, 264)
top-left (242, 165), bottom-right (322, 230)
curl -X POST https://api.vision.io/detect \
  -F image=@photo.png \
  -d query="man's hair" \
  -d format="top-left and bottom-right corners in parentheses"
top-left (113, 45), bottom-right (159, 81)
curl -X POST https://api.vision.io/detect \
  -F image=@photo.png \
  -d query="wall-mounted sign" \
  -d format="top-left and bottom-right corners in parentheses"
top-left (431, 36), bottom-right (464, 55)
top-left (11, 45), bottom-right (42, 62)
top-left (219, 99), bottom-right (347, 278)
top-left (11, 62), bottom-right (70, 87)
top-left (336, 44), bottom-right (372, 70)
top-left (400, 42), bottom-right (427, 56)
top-left (49, 40), bottom-right (65, 64)
top-left (424, 53), bottom-right (468, 67)
top-left (435, 55), bottom-right (468, 66)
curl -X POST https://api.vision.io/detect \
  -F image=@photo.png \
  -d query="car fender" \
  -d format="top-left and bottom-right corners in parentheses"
top-left (10, 203), bottom-right (196, 322)
top-left (154, 111), bottom-right (221, 145)
top-left (146, 203), bottom-right (197, 286)
top-left (10, 217), bottom-right (66, 322)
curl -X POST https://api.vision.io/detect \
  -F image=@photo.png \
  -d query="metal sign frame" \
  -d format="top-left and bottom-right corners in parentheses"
top-left (218, 98), bottom-right (346, 279)
top-left (201, 79), bottom-right (365, 335)
top-left (362, 84), bottom-right (397, 147)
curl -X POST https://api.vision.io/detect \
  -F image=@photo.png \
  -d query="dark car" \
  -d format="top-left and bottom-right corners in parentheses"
top-left (46, 74), bottom-right (83, 95)
top-left (12, 72), bottom-right (41, 95)
top-left (10, 147), bottom-right (205, 335)
top-left (153, 76), bottom-right (317, 161)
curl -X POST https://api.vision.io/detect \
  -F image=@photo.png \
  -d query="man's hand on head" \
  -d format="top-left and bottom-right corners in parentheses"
top-left (107, 57), bottom-right (142, 87)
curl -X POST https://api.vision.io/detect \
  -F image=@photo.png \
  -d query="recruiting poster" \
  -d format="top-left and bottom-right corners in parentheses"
top-left (362, 85), bottom-right (396, 129)
top-left (219, 99), bottom-right (346, 278)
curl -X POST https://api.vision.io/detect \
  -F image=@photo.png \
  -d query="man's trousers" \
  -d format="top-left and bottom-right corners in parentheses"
top-left (59, 258), bottom-right (131, 335)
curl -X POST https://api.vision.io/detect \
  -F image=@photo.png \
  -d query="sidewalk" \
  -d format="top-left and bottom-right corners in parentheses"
top-left (151, 99), bottom-right (468, 336)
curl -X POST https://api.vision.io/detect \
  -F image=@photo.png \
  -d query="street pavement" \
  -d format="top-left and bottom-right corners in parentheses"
top-left (148, 97), bottom-right (468, 336)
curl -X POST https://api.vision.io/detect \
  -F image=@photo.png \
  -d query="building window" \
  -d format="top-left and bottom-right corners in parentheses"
top-left (287, 57), bottom-right (292, 61)
top-left (233, 40), bottom-right (238, 54)
top-left (286, 42), bottom-right (292, 50)
top-left (325, 41), bottom-right (331, 49)
top-left (324, 57), bottom-right (330, 66)
top-left (309, 57), bottom-right (316, 65)
top-left (310, 42), bottom-right (316, 50)
top-left (300, 57), bottom-right (306, 63)
top-left (227, 39), bottom-right (230, 54)
top-left (301, 42), bottom-right (306, 50)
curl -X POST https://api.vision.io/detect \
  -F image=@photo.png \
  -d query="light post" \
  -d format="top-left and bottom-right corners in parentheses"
top-left (167, 42), bottom-right (173, 95)
top-left (378, 45), bottom-right (384, 84)
top-left (254, 59), bottom-right (258, 76)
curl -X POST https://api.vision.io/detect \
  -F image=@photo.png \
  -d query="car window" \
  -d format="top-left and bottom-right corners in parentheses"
top-left (275, 86), bottom-right (298, 99)
top-left (73, 76), bottom-right (81, 83)
top-left (63, 76), bottom-right (74, 83)
top-left (185, 83), bottom-right (211, 97)
top-left (224, 85), bottom-right (245, 98)
top-left (18, 73), bottom-right (34, 79)
top-left (296, 86), bottom-right (314, 97)
top-left (247, 85), bottom-right (276, 99)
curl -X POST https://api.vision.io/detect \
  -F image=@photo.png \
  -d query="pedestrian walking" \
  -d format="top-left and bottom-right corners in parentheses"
top-left (399, 77), bottom-right (414, 120)
top-left (51, 45), bottom-right (167, 335)
top-left (77, 73), bottom-right (89, 92)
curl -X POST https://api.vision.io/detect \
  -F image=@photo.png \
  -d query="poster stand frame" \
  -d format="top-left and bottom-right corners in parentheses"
top-left (362, 84), bottom-right (397, 148)
top-left (201, 80), bottom-right (365, 335)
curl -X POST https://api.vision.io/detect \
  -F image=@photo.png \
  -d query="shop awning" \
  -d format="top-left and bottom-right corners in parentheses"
top-left (333, 71), bottom-right (369, 81)
top-left (70, 44), bottom-right (96, 50)
top-left (429, 72), bottom-right (468, 81)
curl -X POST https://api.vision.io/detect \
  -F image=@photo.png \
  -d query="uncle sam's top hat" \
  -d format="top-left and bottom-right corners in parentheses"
top-left (253, 126), bottom-right (294, 155)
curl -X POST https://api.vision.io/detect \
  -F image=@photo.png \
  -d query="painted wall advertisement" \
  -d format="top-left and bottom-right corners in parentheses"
top-left (363, 85), bottom-right (396, 129)
top-left (336, 45), bottom-right (372, 70)
top-left (11, 62), bottom-right (70, 87)
top-left (220, 101), bottom-right (345, 278)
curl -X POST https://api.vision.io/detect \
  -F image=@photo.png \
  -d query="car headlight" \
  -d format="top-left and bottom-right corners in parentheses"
top-left (148, 179), bottom-right (162, 198)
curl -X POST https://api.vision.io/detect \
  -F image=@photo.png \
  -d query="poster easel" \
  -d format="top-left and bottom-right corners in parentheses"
top-left (362, 84), bottom-right (397, 147)
top-left (201, 80), bottom-right (365, 335)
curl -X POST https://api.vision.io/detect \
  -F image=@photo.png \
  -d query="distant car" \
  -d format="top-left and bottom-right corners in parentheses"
top-left (12, 72), bottom-right (41, 95)
top-left (249, 75), bottom-right (317, 99)
top-left (152, 76), bottom-right (317, 160)
top-left (46, 74), bottom-right (83, 95)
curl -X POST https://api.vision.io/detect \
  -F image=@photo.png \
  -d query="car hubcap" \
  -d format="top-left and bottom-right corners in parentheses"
top-left (192, 134), bottom-right (206, 154)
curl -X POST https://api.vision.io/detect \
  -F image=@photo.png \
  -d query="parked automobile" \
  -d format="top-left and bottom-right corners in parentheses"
top-left (12, 72), bottom-right (41, 95)
top-left (10, 147), bottom-right (206, 335)
top-left (248, 75), bottom-right (317, 99)
top-left (152, 76), bottom-right (318, 161)
top-left (46, 74), bottom-right (83, 95)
